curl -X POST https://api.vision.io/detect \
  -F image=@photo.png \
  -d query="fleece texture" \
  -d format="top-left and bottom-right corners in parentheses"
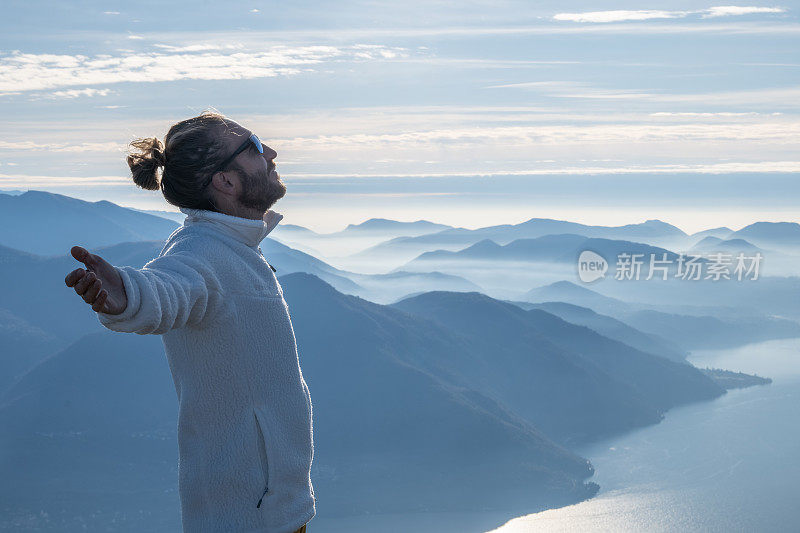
top-left (96, 207), bottom-right (315, 533)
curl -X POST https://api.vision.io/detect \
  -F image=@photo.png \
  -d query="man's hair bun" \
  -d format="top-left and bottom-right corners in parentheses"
top-left (127, 137), bottom-right (166, 191)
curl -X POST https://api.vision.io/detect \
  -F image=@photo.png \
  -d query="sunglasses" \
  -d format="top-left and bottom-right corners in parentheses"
top-left (203, 133), bottom-right (265, 188)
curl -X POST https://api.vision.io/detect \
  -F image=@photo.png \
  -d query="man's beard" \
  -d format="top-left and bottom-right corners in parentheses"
top-left (237, 165), bottom-right (286, 212)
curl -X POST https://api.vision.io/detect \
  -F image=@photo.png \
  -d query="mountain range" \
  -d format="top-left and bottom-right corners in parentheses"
top-left (0, 191), bottom-right (178, 256)
top-left (519, 281), bottom-right (800, 351)
top-left (0, 188), bottom-right (787, 529)
top-left (1, 274), bottom-right (617, 525)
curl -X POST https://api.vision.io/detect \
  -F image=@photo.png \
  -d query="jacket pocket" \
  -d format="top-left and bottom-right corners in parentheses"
top-left (253, 408), bottom-right (271, 508)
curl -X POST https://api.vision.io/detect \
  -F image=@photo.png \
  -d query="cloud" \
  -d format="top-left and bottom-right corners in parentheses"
top-left (649, 111), bottom-right (776, 117)
top-left (486, 80), bottom-right (658, 99)
top-left (0, 174), bottom-right (129, 187)
top-left (554, 10), bottom-right (689, 23)
top-left (152, 43), bottom-right (246, 52)
top-left (1, 160), bottom-right (797, 191)
top-left (3, 107), bottom-right (796, 183)
top-left (70, 22), bottom-right (800, 50)
top-left (391, 57), bottom-right (582, 69)
top-left (486, 80), bottom-right (800, 107)
top-left (4, 105), bottom-right (797, 153)
top-left (553, 6), bottom-right (786, 23)
top-left (35, 88), bottom-right (113, 100)
top-left (702, 6), bottom-right (786, 17)
top-left (0, 141), bottom-right (124, 152)
top-left (271, 122), bottom-right (800, 149)
top-left (0, 44), bottom-right (408, 95)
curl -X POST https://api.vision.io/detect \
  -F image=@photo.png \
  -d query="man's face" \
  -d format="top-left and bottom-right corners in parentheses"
top-left (217, 121), bottom-right (287, 213)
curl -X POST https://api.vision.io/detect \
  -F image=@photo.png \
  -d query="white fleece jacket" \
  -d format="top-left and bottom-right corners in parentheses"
top-left (96, 207), bottom-right (315, 533)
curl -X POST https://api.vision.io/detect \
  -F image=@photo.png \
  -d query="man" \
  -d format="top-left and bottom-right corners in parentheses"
top-left (64, 111), bottom-right (315, 533)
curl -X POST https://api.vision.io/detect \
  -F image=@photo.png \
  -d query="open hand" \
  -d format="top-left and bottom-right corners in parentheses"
top-left (65, 246), bottom-right (127, 315)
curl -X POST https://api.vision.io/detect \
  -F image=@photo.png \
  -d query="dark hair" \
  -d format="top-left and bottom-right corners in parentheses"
top-left (126, 109), bottom-right (236, 212)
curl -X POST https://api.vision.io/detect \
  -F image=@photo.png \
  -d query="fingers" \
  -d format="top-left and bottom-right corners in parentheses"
top-left (65, 267), bottom-right (85, 287)
top-left (71, 245), bottom-right (89, 263)
top-left (67, 268), bottom-right (106, 309)
top-left (71, 245), bottom-right (98, 268)
top-left (83, 277), bottom-right (102, 303)
top-left (92, 289), bottom-right (108, 313)
top-left (73, 270), bottom-right (96, 295)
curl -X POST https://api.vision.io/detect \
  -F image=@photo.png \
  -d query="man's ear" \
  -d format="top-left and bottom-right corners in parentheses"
top-left (211, 171), bottom-right (238, 197)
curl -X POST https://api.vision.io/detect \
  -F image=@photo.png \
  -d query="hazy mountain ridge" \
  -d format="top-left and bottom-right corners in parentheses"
top-left (347, 218), bottom-right (691, 270)
top-left (405, 234), bottom-right (685, 267)
top-left (689, 226), bottom-right (734, 240)
top-left (515, 301), bottom-right (689, 364)
top-left (340, 218), bottom-right (452, 236)
top-left (1, 274), bottom-right (609, 525)
top-left (520, 280), bottom-right (800, 350)
top-left (691, 236), bottom-right (760, 252)
top-left (390, 289), bottom-right (726, 445)
top-left (0, 307), bottom-right (64, 394)
top-left (268, 217), bottom-right (455, 267)
top-left (730, 221), bottom-right (800, 249)
top-left (0, 191), bottom-right (179, 256)
top-left (0, 236), bottom-right (481, 339)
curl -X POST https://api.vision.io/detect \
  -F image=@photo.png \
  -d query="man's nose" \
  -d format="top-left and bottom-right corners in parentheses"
top-left (264, 146), bottom-right (277, 160)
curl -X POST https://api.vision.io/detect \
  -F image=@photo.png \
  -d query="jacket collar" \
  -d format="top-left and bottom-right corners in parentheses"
top-left (179, 207), bottom-right (283, 248)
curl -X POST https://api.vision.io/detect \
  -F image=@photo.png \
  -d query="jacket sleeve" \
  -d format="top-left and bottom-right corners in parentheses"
top-left (95, 250), bottom-right (223, 335)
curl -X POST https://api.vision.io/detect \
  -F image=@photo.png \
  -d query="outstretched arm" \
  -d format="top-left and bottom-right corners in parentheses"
top-left (65, 244), bottom-right (223, 335)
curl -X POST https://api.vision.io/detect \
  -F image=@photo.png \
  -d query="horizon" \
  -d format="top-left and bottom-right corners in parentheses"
top-left (1, 187), bottom-right (794, 236)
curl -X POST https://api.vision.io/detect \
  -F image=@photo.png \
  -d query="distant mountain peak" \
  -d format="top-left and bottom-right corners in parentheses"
top-left (731, 221), bottom-right (800, 245)
top-left (344, 218), bottom-right (446, 231)
top-left (736, 221), bottom-right (800, 234)
top-left (695, 236), bottom-right (723, 246)
top-left (525, 280), bottom-right (611, 300)
top-left (520, 217), bottom-right (563, 224)
top-left (19, 189), bottom-right (66, 202)
top-left (277, 271), bottom-right (341, 298)
top-left (392, 289), bottom-right (494, 308)
top-left (464, 238), bottom-right (502, 251)
top-left (545, 280), bottom-right (593, 293)
top-left (642, 219), bottom-right (674, 228)
top-left (723, 238), bottom-right (757, 247)
top-left (20, 189), bottom-right (52, 197)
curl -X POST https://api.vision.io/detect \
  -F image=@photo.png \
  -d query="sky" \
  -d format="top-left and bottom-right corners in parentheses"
top-left (0, 1), bottom-right (798, 233)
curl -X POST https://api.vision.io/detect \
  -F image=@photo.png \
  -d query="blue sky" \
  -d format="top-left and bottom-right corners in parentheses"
top-left (0, 1), bottom-right (798, 233)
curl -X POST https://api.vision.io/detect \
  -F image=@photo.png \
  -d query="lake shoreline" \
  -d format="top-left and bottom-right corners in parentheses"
top-left (481, 339), bottom-right (800, 532)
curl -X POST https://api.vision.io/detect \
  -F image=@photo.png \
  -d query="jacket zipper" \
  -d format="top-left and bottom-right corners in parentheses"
top-left (258, 249), bottom-right (277, 272)
top-left (256, 485), bottom-right (269, 508)
top-left (254, 410), bottom-right (271, 508)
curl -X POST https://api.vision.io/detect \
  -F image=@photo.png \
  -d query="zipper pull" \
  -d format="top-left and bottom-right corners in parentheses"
top-left (259, 248), bottom-right (277, 272)
top-left (256, 486), bottom-right (268, 508)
